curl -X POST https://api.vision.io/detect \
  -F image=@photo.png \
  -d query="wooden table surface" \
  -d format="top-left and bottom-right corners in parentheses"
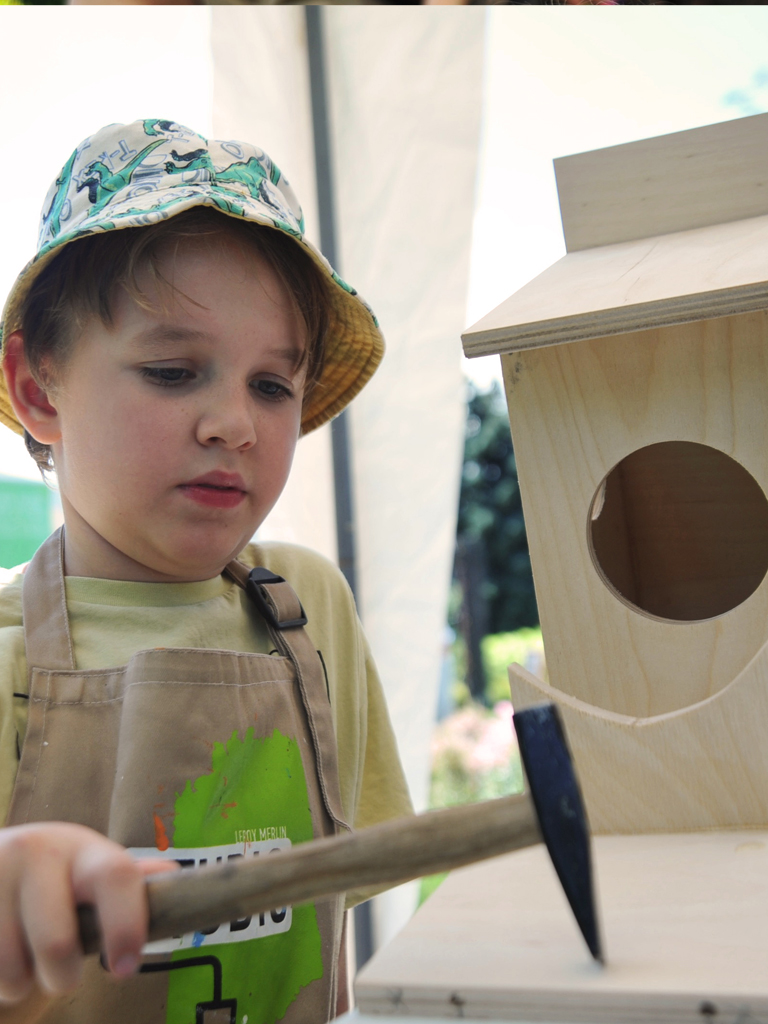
top-left (354, 830), bottom-right (768, 1023)
top-left (338, 1014), bottom-right (513, 1023)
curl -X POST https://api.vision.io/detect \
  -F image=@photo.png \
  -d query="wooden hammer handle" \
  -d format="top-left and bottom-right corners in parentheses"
top-left (78, 792), bottom-right (539, 954)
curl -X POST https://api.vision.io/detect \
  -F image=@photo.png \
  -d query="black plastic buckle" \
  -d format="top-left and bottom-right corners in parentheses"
top-left (246, 567), bottom-right (308, 630)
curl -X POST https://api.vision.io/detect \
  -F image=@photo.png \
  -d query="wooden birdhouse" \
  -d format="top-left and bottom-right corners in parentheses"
top-left (462, 114), bottom-right (768, 836)
top-left (351, 117), bottom-right (768, 1023)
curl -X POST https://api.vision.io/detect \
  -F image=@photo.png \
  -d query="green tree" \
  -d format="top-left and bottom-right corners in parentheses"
top-left (453, 381), bottom-right (538, 699)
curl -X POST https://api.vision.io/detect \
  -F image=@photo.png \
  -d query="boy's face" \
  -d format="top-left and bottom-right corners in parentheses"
top-left (46, 232), bottom-right (307, 582)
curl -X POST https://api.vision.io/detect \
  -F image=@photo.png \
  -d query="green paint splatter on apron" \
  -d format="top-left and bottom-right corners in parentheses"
top-left (164, 728), bottom-right (323, 1024)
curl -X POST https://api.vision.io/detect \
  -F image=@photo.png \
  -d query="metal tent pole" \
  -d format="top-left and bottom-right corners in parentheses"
top-left (305, 4), bottom-right (374, 972)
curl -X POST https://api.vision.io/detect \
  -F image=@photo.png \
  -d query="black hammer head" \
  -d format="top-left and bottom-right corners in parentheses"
top-left (513, 703), bottom-right (603, 964)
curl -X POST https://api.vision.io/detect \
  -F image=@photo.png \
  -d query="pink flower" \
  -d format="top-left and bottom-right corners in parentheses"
top-left (431, 701), bottom-right (517, 776)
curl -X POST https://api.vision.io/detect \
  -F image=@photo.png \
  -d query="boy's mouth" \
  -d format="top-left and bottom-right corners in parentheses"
top-left (178, 472), bottom-right (247, 509)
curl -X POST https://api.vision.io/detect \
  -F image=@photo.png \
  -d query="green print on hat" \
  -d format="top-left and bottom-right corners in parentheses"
top-left (0, 118), bottom-right (385, 438)
top-left (165, 728), bottom-right (323, 1024)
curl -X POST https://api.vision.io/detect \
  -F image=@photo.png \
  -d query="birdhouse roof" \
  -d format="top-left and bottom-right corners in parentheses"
top-left (463, 113), bottom-right (768, 359)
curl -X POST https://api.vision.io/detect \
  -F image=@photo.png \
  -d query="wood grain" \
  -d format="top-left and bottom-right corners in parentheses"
top-left (508, 652), bottom-right (768, 834)
top-left (499, 311), bottom-right (768, 721)
top-left (590, 441), bottom-right (768, 622)
top-left (462, 212), bottom-right (768, 359)
top-left (555, 113), bottom-right (768, 252)
top-left (356, 831), bottom-right (768, 1022)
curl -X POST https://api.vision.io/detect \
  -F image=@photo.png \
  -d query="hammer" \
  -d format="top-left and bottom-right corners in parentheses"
top-left (78, 703), bottom-right (603, 963)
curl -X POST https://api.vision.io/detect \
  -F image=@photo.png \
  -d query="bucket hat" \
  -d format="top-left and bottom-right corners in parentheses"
top-left (0, 118), bottom-right (384, 436)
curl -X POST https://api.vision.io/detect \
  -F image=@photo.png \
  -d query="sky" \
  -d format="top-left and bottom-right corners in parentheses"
top-left (0, 7), bottom-right (767, 471)
top-left (0, 7), bottom-right (214, 480)
top-left (465, 5), bottom-right (768, 384)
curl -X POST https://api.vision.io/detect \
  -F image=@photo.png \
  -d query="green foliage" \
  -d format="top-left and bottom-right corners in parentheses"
top-left (450, 627), bottom-right (547, 708)
top-left (422, 697), bottom-right (525, 905)
top-left (429, 701), bottom-right (523, 809)
top-left (0, 476), bottom-right (55, 570)
top-left (425, 382), bottom-right (542, 905)
top-left (418, 872), bottom-right (448, 906)
top-left (456, 381), bottom-right (538, 634)
top-left (482, 628), bottom-right (546, 705)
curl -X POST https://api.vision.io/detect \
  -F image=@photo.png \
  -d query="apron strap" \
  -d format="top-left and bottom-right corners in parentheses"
top-left (22, 527), bottom-right (76, 672)
top-left (225, 560), bottom-right (351, 834)
top-left (20, 537), bottom-right (350, 831)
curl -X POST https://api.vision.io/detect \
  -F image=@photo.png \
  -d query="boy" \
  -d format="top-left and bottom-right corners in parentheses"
top-left (0, 119), bottom-right (412, 1024)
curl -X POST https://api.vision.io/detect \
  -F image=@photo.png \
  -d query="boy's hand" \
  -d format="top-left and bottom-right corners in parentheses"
top-left (0, 822), bottom-right (175, 1003)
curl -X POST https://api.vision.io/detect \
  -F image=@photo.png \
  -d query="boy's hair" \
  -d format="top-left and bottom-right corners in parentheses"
top-left (20, 208), bottom-right (330, 473)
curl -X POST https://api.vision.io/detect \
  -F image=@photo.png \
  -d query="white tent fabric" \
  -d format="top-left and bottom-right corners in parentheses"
top-left (212, 8), bottom-right (339, 564)
top-left (211, 7), bottom-right (484, 947)
top-left (324, 8), bottom-right (484, 947)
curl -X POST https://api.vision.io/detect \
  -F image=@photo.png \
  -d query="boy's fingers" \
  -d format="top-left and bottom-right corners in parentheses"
top-left (0, 825), bottom-right (166, 999)
top-left (137, 857), bottom-right (180, 878)
top-left (19, 848), bottom-right (82, 995)
top-left (0, 829), bottom-right (41, 1001)
top-left (72, 847), bottom-right (149, 978)
top-left (0, 904), bottom-right (34, 1004)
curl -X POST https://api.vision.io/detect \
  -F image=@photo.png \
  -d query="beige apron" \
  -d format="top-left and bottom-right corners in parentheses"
top-left (2, 528), bottom-right (349, 1024)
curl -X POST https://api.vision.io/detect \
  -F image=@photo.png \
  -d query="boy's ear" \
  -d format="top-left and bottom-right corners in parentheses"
top-left (2, 332), bottom-right (62, 444)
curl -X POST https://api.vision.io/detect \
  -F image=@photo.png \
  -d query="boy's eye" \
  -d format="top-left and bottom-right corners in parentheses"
top-left (254, 379), bottom-right (291, 401)
top-left (141, 367), bottom-right (191, 386)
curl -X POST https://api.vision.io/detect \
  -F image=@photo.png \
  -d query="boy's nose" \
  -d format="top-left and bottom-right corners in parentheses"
top-left (196, 396), bottom-right (257, 451)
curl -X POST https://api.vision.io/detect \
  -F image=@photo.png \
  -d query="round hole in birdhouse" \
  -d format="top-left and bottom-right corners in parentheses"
top-left (588, 441), bottom-right (768, 622)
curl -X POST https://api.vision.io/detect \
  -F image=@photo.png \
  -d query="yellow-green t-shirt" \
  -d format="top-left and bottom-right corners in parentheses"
top-left (0, 540), bottom-right (413, 898)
